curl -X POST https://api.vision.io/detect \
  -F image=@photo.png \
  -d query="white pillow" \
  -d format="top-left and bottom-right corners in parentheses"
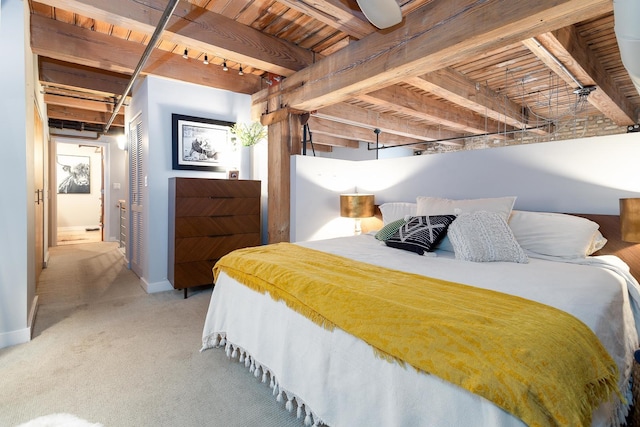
top-left (379, 202), bottom-right (417, 225)
top-left (416, 196), bottom-right (517, 251)
top-left (448, 211), bottom-right (528, 263)
top-left (416, 196), bottom-right (517, 220)
top-left (507, 210), bottom-right (604, 259)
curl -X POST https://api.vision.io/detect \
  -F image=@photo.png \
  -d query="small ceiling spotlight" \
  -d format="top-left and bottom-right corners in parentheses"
top-left (238, 66), bottom-right (244, 76)
top-left (222, 60), bottom-right (228, 72)
top-left (203, 54), bottom-right (209, 65)
top-left (182, 48), bottom-right (188, 59)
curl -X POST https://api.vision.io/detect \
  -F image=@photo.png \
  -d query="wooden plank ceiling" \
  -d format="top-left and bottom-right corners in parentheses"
top-left (30, 0), bottom-right (639, 152)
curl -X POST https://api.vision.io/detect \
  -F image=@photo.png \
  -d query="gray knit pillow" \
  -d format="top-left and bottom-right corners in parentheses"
top-left (448, 211), bottom-right (528, 263)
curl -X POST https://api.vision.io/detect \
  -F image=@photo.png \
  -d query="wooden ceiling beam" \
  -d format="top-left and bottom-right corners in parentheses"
top-left (261, 0), bottom-right (612, 112)
top-left (307, 116), bottom-right (432, 148)
top-left (523, 27), bottom-right (636, 125)
top-left (358, 85), bottom-right (515, 138)
top-left (314, 102), bottom-right (464, 146)
top-left (31, 15), bottom-right (262, 94)
top-left (407, 69), bottom-right (553, 135)
top-left (276, 0), bottom-right (376, 39)
top-left (47, 104), bottom-right (125, 127)
top-left (39, 57), bottom-right (130, 97)
top-left (35, 0), bottom-right (314, 76)
top-left (306, 134), bottom-right (359, 149)
top-left (44, 93), bottom-right (123, 115)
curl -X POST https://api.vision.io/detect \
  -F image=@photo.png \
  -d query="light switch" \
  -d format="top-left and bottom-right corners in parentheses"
top-left (113, 183), bottom-right (121, 190)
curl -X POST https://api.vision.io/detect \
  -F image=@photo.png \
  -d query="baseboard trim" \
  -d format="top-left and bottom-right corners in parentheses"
top-left (140, 278), bottom-right (173, 294)
top-left (29, 295), bottom-right (39, 338)
top-left (0, 326), bottom-right (31, 350)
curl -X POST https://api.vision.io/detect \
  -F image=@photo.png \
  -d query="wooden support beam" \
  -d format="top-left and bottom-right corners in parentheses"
top-left (39, 57), bottom-right (130, 97)
top-left (35, 0), bottom-right (314, 76)
top-left (308, 134), bottom-right (360, 149)
top-left (275, 0), bottom-right (376, 39)
top-left (407, 69), bottom-right (552, 135)
top-left (314, 103), bottom-right (464, 146)
top-left (47, 104), bottom-right (124, 127)
top-left (31, 15), bottom-right (262, 94)
top-left (524, 27), bottom-right (636, 125)
top-left (359, 86), bottom-right (515, 138)
top-left (44, 93), bottom-right (123, 115)
top-left (267, 90), bottom-right (302, 243)
top-left (264, 0), bottom-right (612, 112)
top-left (307, 116), bottom-right (435, 147)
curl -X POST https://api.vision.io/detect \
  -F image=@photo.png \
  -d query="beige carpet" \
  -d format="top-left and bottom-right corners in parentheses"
top-left (0, 242), bottom-right (302, 427)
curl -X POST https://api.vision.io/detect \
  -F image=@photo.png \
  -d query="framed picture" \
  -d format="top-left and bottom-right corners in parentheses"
top-left (172, 114), bottom-right (235, 172)
top-left (57, 155), bottom-right (90, 194)
top-left (228, 170), bottom-right (239, 180)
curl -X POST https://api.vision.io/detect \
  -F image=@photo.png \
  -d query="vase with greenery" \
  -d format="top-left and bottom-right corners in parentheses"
top-left (230, 122), bottom-right (267, 147)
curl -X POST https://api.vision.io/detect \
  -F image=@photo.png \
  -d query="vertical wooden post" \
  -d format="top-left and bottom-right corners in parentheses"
top-left (266, 111), bottom-right (302, 243)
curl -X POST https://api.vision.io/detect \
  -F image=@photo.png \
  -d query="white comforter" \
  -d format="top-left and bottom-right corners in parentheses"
top-left (202, 234), bottom-right (640, 427)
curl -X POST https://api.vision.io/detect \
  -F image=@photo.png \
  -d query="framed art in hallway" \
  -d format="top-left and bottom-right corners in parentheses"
top-left (172, 114), bottom-right (235, 172)
top-left (56, 155), bottom-right (90, 194)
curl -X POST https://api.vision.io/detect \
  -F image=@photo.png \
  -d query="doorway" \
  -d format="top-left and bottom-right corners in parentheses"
top-left (55, 142), bottom-right (104, 245)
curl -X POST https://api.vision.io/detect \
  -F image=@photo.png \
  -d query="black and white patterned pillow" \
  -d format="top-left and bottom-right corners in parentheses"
top-left (385, 215), bottom-right (456, 255)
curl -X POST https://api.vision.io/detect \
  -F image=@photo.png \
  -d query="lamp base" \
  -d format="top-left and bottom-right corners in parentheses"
top-left (354, 218), bottom-right (362, 235)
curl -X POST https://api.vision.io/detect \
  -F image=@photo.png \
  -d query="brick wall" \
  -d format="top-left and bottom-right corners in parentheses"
top-left (417, 114), bottom-right (629, 155)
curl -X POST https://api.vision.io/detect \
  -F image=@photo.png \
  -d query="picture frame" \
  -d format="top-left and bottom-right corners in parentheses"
top-left (56, 155), bottom-right (91, 194)
top-left (172, 114), bottom-right (235, 172)
top-left (227, 170), bottom-right (239, 180)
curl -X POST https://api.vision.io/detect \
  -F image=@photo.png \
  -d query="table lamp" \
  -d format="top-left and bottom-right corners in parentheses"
top-left (340, 193), bottom-right (375, 235)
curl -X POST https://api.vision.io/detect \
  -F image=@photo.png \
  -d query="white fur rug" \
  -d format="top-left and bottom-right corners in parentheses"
top-left (16, 413), bottom-right (103, 427)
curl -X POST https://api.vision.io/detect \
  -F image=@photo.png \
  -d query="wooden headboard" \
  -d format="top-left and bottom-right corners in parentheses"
top-left (366, 207), bottom-right (640, 281)
top-left (575, 214), bottom-right (640, 281)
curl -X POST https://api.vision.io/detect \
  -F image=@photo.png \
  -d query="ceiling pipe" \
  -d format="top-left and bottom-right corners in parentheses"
top-left (104, 0), bottom-right (181, 133)
top-left (614, 0), bottom-right (640, 99)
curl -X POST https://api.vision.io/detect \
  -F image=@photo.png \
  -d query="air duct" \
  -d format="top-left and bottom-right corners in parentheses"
top-left (614, 0), bottom-right (640, 96)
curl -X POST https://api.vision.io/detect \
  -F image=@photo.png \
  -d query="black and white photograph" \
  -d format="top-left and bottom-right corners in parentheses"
top-left (172, 114), bottom-right (234, 172)
top-left (56, 155), bottom-right (90, 194)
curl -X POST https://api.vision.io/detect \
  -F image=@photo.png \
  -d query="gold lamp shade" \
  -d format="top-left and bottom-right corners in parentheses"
top-left (340, 194), bottom-right (375, 218)
top-left (621, 198), bottom-right (640, 243)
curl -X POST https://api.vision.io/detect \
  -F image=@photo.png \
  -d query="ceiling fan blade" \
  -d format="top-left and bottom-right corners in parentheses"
top-left (356, 0), bottom-right (402, 29)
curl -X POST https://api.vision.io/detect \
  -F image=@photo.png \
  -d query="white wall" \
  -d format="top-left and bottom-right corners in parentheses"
top-left (0, 0), bottom-right (36, 348)
top-left (127, 75), bottom-right (253, 292)
top-left (292, 133), bottom-right (640, 241)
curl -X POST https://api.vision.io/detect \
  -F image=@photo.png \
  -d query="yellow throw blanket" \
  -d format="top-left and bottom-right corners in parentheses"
top-left (213, 243), bottom-right (619, 427)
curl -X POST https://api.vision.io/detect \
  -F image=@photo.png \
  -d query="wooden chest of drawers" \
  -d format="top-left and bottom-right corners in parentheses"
top-left (168, 178), bottom-right (261, 296)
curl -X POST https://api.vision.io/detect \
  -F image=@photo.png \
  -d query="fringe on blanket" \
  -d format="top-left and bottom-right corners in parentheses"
top-left (201, 333), bottom-right (634, 427)
top-left (202, 333), bottom-right (326, 427)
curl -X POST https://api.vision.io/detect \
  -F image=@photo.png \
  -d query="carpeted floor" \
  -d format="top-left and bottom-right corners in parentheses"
top-left (0, 242), bottom-right (301, 427)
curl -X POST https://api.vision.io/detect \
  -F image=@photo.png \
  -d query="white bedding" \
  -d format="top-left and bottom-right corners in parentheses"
top-left (202, 234), bottom-right (640, 427)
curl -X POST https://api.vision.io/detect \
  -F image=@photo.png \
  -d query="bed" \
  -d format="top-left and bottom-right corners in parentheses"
top-left (201, 197), bottom-right (640, 427)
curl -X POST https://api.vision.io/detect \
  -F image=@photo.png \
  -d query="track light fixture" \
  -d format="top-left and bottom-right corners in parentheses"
top-left (203, 54), bottom-right (209, 65)
top-left (182, 48), bottom-right (188, 59)
top-left (222, 60), bottom-right (228, 71)
top-left (238, 66), bottom-right (244, 76)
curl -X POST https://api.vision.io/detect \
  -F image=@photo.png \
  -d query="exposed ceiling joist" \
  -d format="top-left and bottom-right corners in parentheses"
top-left (265, 0), bottom-right (613, 112)
top-left (523, 27), bottom-right (637, 125)
top-left (28, 0), bottom-right (639, 151)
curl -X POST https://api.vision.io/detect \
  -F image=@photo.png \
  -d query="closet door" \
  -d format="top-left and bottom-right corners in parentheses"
top-left (129, 115), bottom-right (144, 277)
top-left (33, 103), bottom-right (45, 282)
